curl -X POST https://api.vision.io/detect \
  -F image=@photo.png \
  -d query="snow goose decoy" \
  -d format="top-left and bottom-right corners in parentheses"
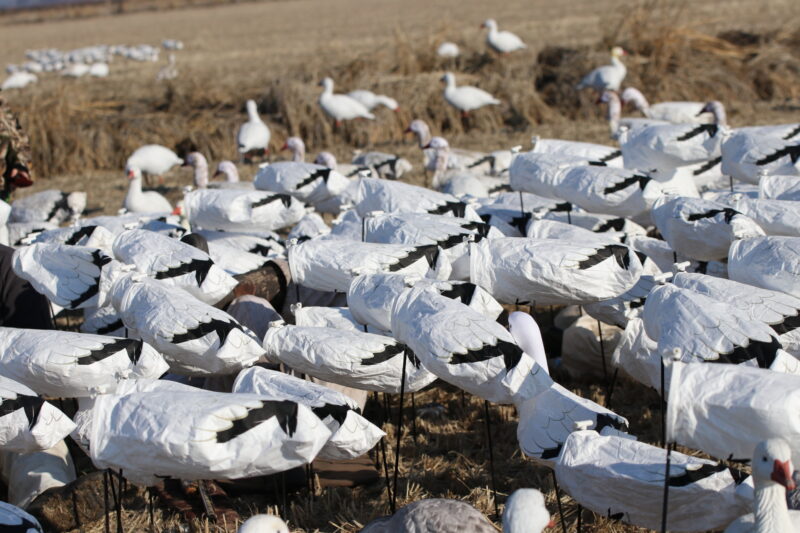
top-left (351, 150), bottom-right (413, 180)
top-left (184, 151), bottom-right (209, 189)
top-left (354, 177), bottom-right (481, 220)
top-left (213, 160), bottom-right (241, 184)
top-left (555, 430), bottom-right (747, 531)
top-left (441, 72), bottom-right (500, 115)
top-left (436, 42), bottom-right (460, 58)
top-left (237, 99), bottom-right (271, 159)
top-left (10, 189), bottom-right (86, 224)
top-left (31, 224), bottom-right (115, 253)
top-left (0, 327), bottom-right (169, 397)
top-left (262, 321), bottom-right (436, 394)
top-left (469, 237), bottom-right (643, 306)
top-left (600, 90), bottom-right (671, 139)
top-left (531, 135), bottom-right (623, 167)
top-left (759, 174), bottom-right (800, 201)
top-left (1, 71), bottom-right (37, 90)
top-left (508, 151), bottom-right (594, 199)
top-left (281, 136), bottom-right (306, 162)
top-left (729, 236), bottom-right (800, 299)
top-left (346, 90), bottom-right (399, 111)
top-left (183, 188), bottom-right (305, 233)
top-left (71, 379), bottom-right (331, 486)
top-left (108, 273), bottom-right (265, 375)
top-left (553, 165), bottom-right (663, 218)
top-left (195, 229), bottom-right (284, 257)
top-left (576, 46), bottom-right (627, 93)
top-left (254, 159), bottom-right (350, 208)
top-left (0, 375), bottom-right (76, 454)
top-left (125, 144), bottom-right (183, 182)
top-left (651, 195), bottom-right (764, 261)
top-left (390, 284), bottom-right (542, 404)
top-left (405, 119), bottom-right (497, 174)
top-left (361, 488), bottom-right (551, 533)
top-left (721, 126), bottom-right (800, 184)
top-left (724, 439), bottom-right (800, 533)
top-left (111, 228), bottom-right (238, 305)
top-left (621, 87), bottom-right (719, 125)
top-left (12, 243), bottom-right (113, 310)
top-left (232, 366), bottom-right (384, 460)
top-left (481, 19), bottom-right (527, 54)
top-left (287, 237), bottom-right (450, 293)
top-left (237, 514), bottom-right (289, 533)
top-left (318, 77), bottom-right (375, 126)
top-left (124, 167), bottom-right (172, 213)
top-left (618, 119), bottom-right (729, 172)
top-left (711, 193), bottom-right (800, 237)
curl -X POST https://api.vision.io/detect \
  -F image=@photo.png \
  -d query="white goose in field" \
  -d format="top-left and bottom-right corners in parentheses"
top-left (346, 89), bottom-right (399, 111)
top-left (0, 328), bottom-right (169, 398)
top-left (315, 151), bottom-right (370, 179)
top-left (125, 144), bottom-right (183, 180)
top-left (318, 77), bottom-right (375, 125)
top-left (361, 488), bottom-right (551, 533)
top-left (441, 72), bottom-right (500, 115)
top-left (263, 321), bottom-right (436, 394)
top-left (436, 41), bottom-right (460, 58)
top-left (71, 379), bottom-right (331, 486)
top-left (576, 46), bottom-right (627, 92)
top-left (724, 439), bottom-right (800, 533)
top-left (1, 71), bottom-right (37, 90)
top-left (481, 19), bottom-right (527, 54)
top-left (124, 168), bottom-right (173, 213)
top-left (621, 87), bottom-right (719, 124)
top-left (237, 99), bottom-right (271, 157)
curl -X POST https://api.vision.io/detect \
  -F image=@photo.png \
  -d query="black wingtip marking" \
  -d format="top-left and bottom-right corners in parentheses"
top-left (95, 319), bottom-right (125, 335)
top-left (0, 395), bottom-right (44, 430)
top-left (78, 338), bottom-right (143, 366)
top-left (360, 342), bottom-right (404, 366)
top-left (154, 257), bottom-right (214, 286)
top-left (64, 225), bottom-right (97, 245)
top-left (676, 123), bottom-right (719, 141)
top-left (68, 250), bottom-right (112, 308)
top-left (510, 212), bottom-right (532, 234)
top-left (296, 168), bottom-right (333, 190)
top-left (44, 192), bottom-right (71, 223)
top-left (170, 318), bottom-right (242, 345)
top-left (215, 400), bottom-right (299, 443)
top-left (387, 244), bottom-right (440, 272)
top-left (771, 313), bottom-right (800, 335)
top-left (311, 403), bottom-right (351, 425)
top-left (427, 201), bottom-right (467, 218)
top-left (578, 244), bottom-right (631, 270)
top-left (686, 207), bottom-right (740, 224)
top-left (710, 336), bottom-right (782, 369)
top-left (598, 149), bottom-right (622, 163)
top-left (756, 143), bottom-right (800, 166)
top-left (439, 282), bottom-right (477, 306)
top-left (668, 462), bottom-right (728, 487)
top-left (251, 194), bottom-right (293, 209)
top-left (602, 174), bottom-right (651, 195)
top-left (594, 218), bottom-right (625, 232)
top-left (782, 124), bottom-right (800, 141)
top-left (467, 154), bottom-right (495, 170)
top-left (449, 338), bottom-right (523, 371)
top-left (692, 156), bottom-right (722, 175)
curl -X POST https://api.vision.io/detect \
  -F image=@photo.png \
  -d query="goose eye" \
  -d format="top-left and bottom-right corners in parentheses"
top-left (763, 456), bottom-right (768, 462)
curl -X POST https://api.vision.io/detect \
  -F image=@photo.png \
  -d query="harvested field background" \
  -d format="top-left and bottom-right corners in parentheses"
top-left (0, 0), bottom-right (799, 531)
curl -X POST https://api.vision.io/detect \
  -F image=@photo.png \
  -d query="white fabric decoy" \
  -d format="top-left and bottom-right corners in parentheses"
top-left (618, 122), bottom-right (728, 171)
top-left (195, 229), bottom-right (284, 257)
top-left (406, 119), bottom-right (508, 174)
top-left (237, 514), bottom-right (289, 533)
top-left (642, 283), bottom-right (798, 373)
top-left (0, 375), bottom-right (76, 454)
top-left (441, 72), bottom-right (500, 113)
top-left (288, 237), bottom-right (450, 293)
top-left (475, 192), bottom-right (572, 236)
top-left (206, 241), bottom-right (270, 276)
top-left (354, 178), bottom-right (481, 220)
top-left (0, 501), bottom-right (44, 532)
top-left (508, 151), bottom-right (593, 199)
top-left (507, 312), bottom-right (549, 374)
top-left (124, 168), bottom-right (172, 214)
top-left (667, 362), bottom-right (800, 467)
top-left (611, 317), bottom-right (662, 391)
top-left (651, 195), bottom-right (764, 261)
top-left (554, 165), bottom-right (663, 217)
top-left (626, 234), bottom-right (726, 277)
top-left (10, 190), bottom-right (86, 225)
top-left (108, 273), bottom-right (265, 375)
top-left (183, 188), bottom-right (305, 233)
top-left (729, 236), bottom-right (800, 299)
top-left (254, 161), bottom-right (350, 208)
top-left (81, 305), bottom-right (125, 337)
top-left (13, 243), bottom-right (113, 309)
top-left (237, 100), bottom-right (271, 155)
top-left (364, 212), bottom-right (502, 280)
top-left (760, 174), bottom-right (800, 201)
top-left (542, 211), bottom-right (647, 237)
top-left (576, 47), bottom-right (627, 92)
top-left (294, 305), bottom-right (386, 334)
top-left (351, 151), bottom-right (412, 180)
top-left (287, 212), bottom-right (330, 242)
top-left (31, 224), bottom-right (115, 254)
top-left (481, 19), bottom-right (526, 54)
top-left (526, 219), bottom-right (623, 244)
top-left (390, 285), bottom-right (540, 404)
top-left (318, 77), bottom-right (375, 124)
top-left (723, 439), bottom-right (800, 533)
top-left (1, 72), bottom-right (37, 90)
top-left (0, 328), bottom-right (169, 397)
top-left (469, 237), bottom-right (643, 305)
top-left (436, 42), bottom-right (460, 58)
top-left (346, 90), bottom-right (398, 111)
top-left (531, 136), bottom-right (623, 167)
top-left (112, 229), bottom-right (237, 305)
top-left (721, 126), bottom-right (800, 184)
top-left (621, 88), bottom-right (717, 125)
top-left (71, 379), bottom-right (331, 486)
top-left (262, 322), bottom-right (436, 394)
top-left (125, 144), bottom-right (183, 177)
top-left (232, 366), bottom-right (384, 461)
top-left (554, 430), bottom-right (748, 532)
top-left (711, 193), bottom-right (800, 237)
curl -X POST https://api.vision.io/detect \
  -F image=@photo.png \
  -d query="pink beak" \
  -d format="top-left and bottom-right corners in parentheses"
top-left (772, 459), bottom-right (796, 490)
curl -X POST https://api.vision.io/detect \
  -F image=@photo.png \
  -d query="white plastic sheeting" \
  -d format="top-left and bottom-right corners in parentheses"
top-left (232, 367), bottom-right (384, 461)
top-left (469, 237), bottom-right (642, 305)
top-left (0, 327), bottom-right (169, 397)
top-left (293, 305), bottom-right (385, 334)
top-left (183, 188), bottom-right (305, 233)
top-left (729, 236), bottom-right (800, 299)
top-left (611, 318), bottom-right (662, 391)
top-left (31, 224), bottom-right (115, 254)
top-left (262, 322), bottom-right (436, 394)
top-left (0, 440), bottom-right (76, 509)
top-left (667, 361), bottom-right (800, 466)
top-left (109, 273), bottom-right (264, 375)
top-left (0, 376), bottom-right (76, 453)
top-left (390, 285), bottom-right (539, 404)
top-left (254, 162), bottom-right (350, 207)
top-left (112, 229), bottom-right (237, 304)
top-left (12, 243), bottom-right (112, 309)
top-left (651, 195), bottom-right (764, 261)
top-left (72, 379), bottom-right (331, 486)
top-left (554, 430), bottom-right (748, 532)
top-left (287, 238), bottom-right (450, 293)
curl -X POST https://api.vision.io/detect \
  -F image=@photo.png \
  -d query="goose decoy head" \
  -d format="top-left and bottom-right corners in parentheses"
top-left (753, 439), bottom-right (795, 491)
top-left (481, 19), bottom-right (497, 30)
top-left (611, 46), bottom-right (627, 57)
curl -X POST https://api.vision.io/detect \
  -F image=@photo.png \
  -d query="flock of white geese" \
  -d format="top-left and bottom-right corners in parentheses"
top-left (2, 15), bottom-right (800, 533)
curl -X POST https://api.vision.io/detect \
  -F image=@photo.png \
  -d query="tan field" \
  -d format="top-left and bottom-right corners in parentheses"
top-left (1, 0), bottom-right (799, 531)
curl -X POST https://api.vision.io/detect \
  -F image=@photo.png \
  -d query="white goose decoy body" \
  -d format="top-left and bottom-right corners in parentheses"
top-left (124, 168), bottom-right (172, 213)
top-left (319, 77), bottom-right (375, 124)
top-left (237, 99), bottom-right (271, 155)
top-left (125, 144), bottom-right (183, 177)
top-left (441, 72), bottom-right (500, 114)
top-left (482, 19), bottom-right (527, 54)
top-left (576, 46), bottom-right (627, 92)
